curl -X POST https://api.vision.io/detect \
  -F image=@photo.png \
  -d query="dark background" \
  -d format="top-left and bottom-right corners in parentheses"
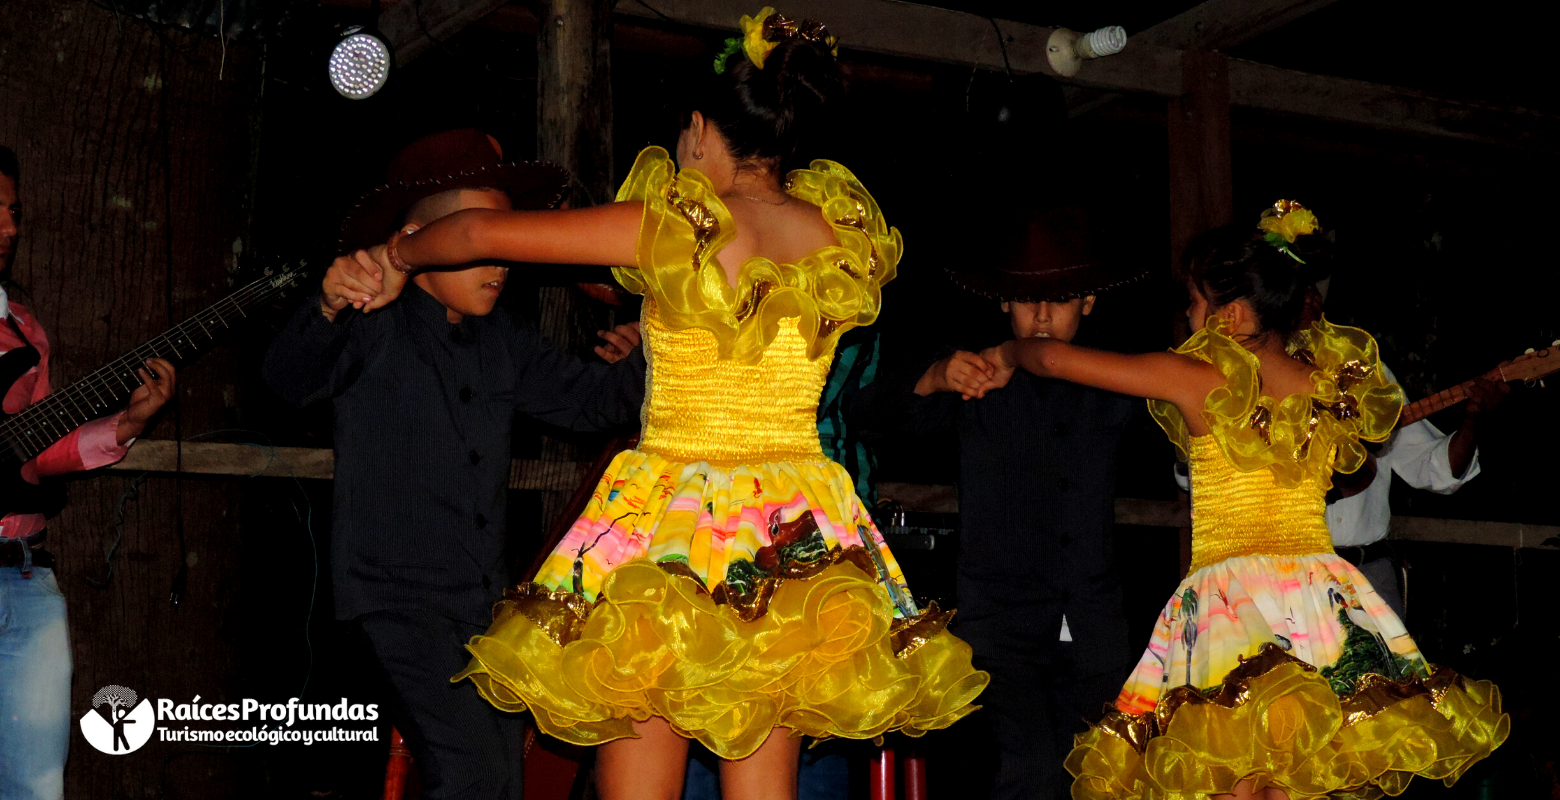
top-left (1, 0), bottom-right (1557, 797)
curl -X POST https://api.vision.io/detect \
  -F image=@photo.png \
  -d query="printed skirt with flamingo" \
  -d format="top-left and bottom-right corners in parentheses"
top-left (1067, 552), bottom-right (1509, 799)
top-left (452, 449), bottom-right (988, 760)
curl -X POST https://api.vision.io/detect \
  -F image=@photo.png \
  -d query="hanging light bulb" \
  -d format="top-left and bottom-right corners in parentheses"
top-left (1046, 25), bottom-right (1127, 78)
top-left (329, 25), bottom-right (391, 100)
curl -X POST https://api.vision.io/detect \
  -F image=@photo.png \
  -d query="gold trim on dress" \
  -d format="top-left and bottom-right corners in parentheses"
top-left (491, 547), bottom-right (942, 658)
top-left (1094, 642), bottom-right (1475, 755)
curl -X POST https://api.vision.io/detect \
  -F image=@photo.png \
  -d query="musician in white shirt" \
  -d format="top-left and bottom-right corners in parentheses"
top-left (1327, 361), bottom-right (1495, 618)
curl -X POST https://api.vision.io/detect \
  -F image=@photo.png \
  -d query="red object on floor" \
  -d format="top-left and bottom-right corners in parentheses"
top-left (870, 745), bottom-right (928, 800)
top-left (871, 747), bottom-right (896, 800)
top-left (381, 727), bottom-right (412, 800)
top-left (381, 725), bottom-right (586, 800)
top-left (904, 751), bottom-right (927, 800)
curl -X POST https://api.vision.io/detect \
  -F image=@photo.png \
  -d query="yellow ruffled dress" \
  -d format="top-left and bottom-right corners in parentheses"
top-left (1066, 318), bottom-right (1508, 799)
top-left (453, 147), bottom-right (988, 759)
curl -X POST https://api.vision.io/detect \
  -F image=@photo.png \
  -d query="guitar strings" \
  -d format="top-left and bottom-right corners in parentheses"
top-left (0, 270), bottom-right (302, 458)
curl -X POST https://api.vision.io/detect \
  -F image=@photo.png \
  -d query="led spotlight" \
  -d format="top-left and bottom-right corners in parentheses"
top-left (329, 26), bottom-right (390, 100)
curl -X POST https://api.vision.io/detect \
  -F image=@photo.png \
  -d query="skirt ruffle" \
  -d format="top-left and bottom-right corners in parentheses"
top-left (453, 555), bottom-right (989, 760)
top-left (1072, 552), bottom-right (1509, 798)
top-left (1066, 644), bottom-right (1508, 799)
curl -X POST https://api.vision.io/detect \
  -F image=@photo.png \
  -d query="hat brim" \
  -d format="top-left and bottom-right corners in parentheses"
top-left (338, 161), bottom-right (570, 253)
top-left (945, 260), bottom-right (1149, 303)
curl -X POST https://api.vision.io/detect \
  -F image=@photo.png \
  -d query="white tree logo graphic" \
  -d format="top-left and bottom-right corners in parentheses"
top-left (79, 684), bottom-right (154, 755)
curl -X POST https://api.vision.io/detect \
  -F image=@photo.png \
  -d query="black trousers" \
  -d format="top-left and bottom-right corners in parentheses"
top-left (954, 576), bottom-right (1132, 800)
top-left (358, 609), bottom-right (526, 800)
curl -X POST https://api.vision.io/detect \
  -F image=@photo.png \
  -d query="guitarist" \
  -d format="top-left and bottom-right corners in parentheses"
top-left (0, 146), bottom-right (176, 800)
top-left (1306, 281), bottom-right (1506, 618)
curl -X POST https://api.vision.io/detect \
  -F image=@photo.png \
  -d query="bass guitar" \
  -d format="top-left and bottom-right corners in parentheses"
top-left (0, 262), bottom-right (309, 517)
top-left (1398, 341), bottom-right (1559, 426)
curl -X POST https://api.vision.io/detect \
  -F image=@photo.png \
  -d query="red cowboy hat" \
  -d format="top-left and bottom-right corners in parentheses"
top-left (337, 128), bottom-right (569, 252)
top-left (945, 206), bottom-right (1146, 302)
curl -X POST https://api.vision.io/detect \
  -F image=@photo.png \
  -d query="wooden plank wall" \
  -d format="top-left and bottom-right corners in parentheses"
top-left (0, 2), bottom-right (261, 796)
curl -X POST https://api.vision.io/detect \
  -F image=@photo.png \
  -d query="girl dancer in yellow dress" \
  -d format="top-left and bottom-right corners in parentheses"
top-left (333, 8), bottom-right (986, 799)
top-left (979, 205), bottom-right (1507, 800)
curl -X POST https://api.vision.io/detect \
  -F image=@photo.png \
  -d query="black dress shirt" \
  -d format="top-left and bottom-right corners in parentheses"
top-left (862, 362), bottom-right (1137, 585)
top-left (264, 285), bottom-right (645, 625)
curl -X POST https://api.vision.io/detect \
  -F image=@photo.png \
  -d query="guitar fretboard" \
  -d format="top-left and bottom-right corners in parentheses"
top-left (0, 268), bottom-right (302, 462)
top-left (1398, 366), bottom-right (1504, 427)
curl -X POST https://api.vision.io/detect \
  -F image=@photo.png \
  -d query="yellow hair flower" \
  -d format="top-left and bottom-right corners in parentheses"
top-left (1258, 200), bottom-right (1319, 244)
top-left (741, 7), bottom-right (779, 70)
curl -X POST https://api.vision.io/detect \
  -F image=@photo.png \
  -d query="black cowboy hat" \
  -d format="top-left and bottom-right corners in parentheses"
top-left (946, 206), bottom-right (1147, 303)
top-left (337, 128), bottom-right (569, 253)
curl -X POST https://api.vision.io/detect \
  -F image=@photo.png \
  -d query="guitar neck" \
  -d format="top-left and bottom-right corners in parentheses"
top-left (1398, 366), bottom-right (1504, 427)
top-left (0, 268), bottom-right (301, 462)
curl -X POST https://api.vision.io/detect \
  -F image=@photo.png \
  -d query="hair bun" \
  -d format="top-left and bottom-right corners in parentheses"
top-left (695, 22), bottom-right (845, 169)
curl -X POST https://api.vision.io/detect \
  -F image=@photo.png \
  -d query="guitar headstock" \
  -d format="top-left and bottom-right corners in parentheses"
top-left (260, 259), bottom-right (311, 298)
top-left (1498, 341), bottom-right (1560, 385)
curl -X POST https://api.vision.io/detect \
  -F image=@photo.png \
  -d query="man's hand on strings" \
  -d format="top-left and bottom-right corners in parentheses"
top-left (117, 358), bottom-right (176, 445)
top-left (594, 321), bottom-right (642, 364)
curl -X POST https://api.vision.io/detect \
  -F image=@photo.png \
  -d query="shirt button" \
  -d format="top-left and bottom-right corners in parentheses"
top-left (450, 327), bottom-right (463, 343)
top-left (1059, 534), bottom-right (1072, 547)
top-left (475, 513), bottom-right (488, 529)
top-left (469, 450), bottom-right (482, 465)
top-left (1051, 421), bottom-right (1069, 436)
top-left (482, 575), bottom-right (492, 590)
top-left (459, 387), bottom-right (473, 403)
top-left (1057, 477), bottom-right (1071, 493)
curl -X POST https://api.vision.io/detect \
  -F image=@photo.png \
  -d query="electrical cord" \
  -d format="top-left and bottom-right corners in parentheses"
top-left (97, 428), bottom-right (320, 754)
top-left (632, 0), bottom-right (676, 24)
top-left (985, 17), bottom-right (1014, 80)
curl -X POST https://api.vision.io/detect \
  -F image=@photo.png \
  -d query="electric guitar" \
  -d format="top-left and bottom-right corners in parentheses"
top-left (0, 262), bottom-right (309, 517)
top-left (1397, 341), bottom-right (1560, 426)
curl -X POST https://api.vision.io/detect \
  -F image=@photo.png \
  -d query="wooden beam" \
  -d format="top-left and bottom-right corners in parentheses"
top-left (1389, 516), bottom-right (1560, 550)
top-left (108, 439), bottom-right (599, 492)
top-left (615, 0), bottom-right (1181, 96)
top-left (615, 0), bottom-right (1560, 152)
top-left (1068, 0), bottom-right (1342, 116)
top-left (105, 445), bottom-right (1560, 549)
top-left (1134, 0), bottom-right (1342, 49)
top-left (380, 0), bottom-right (512, 65)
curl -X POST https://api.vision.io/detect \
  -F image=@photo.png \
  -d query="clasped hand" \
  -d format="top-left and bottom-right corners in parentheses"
top-left (917, 349), bottom-right (1015, 400)
top-left (320, 242), bottom-right (406, 320)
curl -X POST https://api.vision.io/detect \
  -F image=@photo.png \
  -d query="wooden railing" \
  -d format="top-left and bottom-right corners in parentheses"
top-left (108, 441), bottom-right (1560, 550)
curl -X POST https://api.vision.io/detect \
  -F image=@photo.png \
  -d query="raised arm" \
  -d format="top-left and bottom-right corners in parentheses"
top-left (982, 338), bottom-right (1223, 424)
top-left (397, 201), bottom-right (643, 272)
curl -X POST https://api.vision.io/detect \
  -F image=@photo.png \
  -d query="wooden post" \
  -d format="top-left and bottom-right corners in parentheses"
top-left (1167, 49), bottom-right (1233, 304)
top-left (1168, 50), bottom-right (1230, 575)
top-left (536, 0), bottom-right (614, 208)
top-left (534, 0), bottom-right (617, 525)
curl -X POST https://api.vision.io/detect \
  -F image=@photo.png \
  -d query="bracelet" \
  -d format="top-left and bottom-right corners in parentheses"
top-left (385, 228), bottom-right (414, 275)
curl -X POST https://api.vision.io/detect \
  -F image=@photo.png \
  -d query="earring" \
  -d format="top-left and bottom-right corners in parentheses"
top-left (694, 151), bottom-right (704, 159)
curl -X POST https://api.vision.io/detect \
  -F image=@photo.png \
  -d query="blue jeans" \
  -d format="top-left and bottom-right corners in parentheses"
top-left (0, 566), bottom-right (71, 800)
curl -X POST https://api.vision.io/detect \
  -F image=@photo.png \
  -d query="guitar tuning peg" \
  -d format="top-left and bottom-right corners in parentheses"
top-left (1552, 339), bottom-right (1559, 347)
top-left (1525, 348), bottom-right (1536, 355)
top-left (264, 267), bottom-right (273, 276)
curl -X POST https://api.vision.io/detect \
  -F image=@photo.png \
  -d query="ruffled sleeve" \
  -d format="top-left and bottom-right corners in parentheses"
top-left (1149, 316), bottom-right (1404, 488)
top-left (611, 146), bottom-right (901, 364)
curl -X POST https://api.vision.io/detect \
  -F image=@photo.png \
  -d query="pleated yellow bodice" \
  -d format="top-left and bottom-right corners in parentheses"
top-left (1187, 436), bottom-right (1333, 570)
top-left (639, 302), bottom-right (831, 466)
